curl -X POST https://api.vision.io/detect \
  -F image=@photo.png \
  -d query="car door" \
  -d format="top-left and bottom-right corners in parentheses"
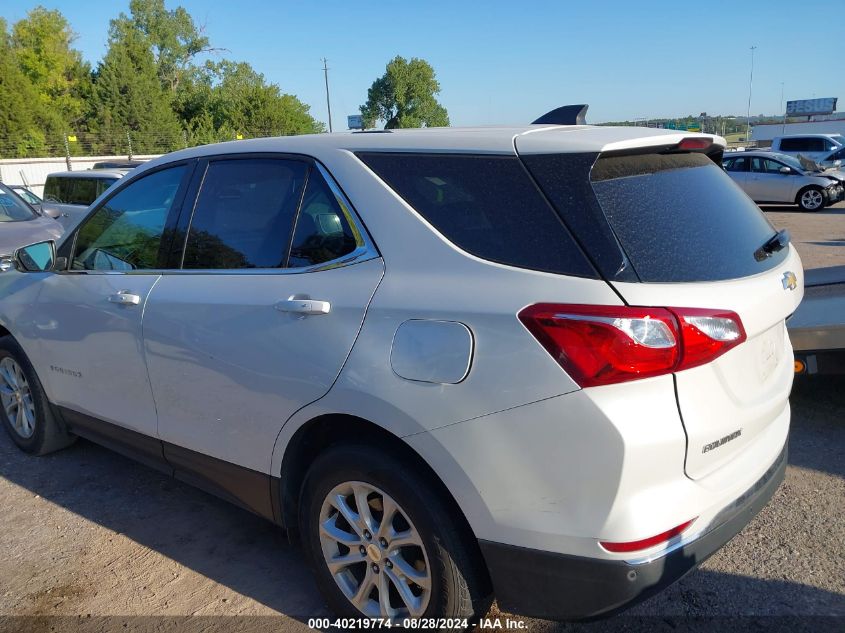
top-left (747, 157), bottom-right (791, 202)
top-left (27, 163), bottom-right (192, 454)
top-left (724, 155), bottom-right (750, 194)
top-left (142, 156), bottom-right (384, 480)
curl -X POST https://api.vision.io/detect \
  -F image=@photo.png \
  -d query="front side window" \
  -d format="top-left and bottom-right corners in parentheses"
top-left (725, 157), bottom-right (749, 172)
top-left (183, 159), bottom-right (308, 269)
top-left (751, 158), bottom-right (785, 174)
top-left (288, 169), bottom-right (361, 268)
top-left (73, 166), bottom-right (186, 271)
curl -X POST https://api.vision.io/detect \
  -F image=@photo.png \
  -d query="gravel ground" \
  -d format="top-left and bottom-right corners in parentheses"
top-left (0, 202), bottom-right (843, 633)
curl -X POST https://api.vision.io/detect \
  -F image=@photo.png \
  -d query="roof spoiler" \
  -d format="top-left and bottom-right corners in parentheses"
top-left (532, 104), bottom-right (588, 126)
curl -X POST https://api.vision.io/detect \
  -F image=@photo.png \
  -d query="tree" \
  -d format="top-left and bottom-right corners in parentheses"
top-left (8, 7), bottom-right (92, 149)
top-left (0, 18), bottom-right (49, 157)
top-left (361, 56), bottom-right (449, 129)
top-left (176, 60), bottom-right (325, 142)
top-left (90, 26), bottom-right (183, 154)
top-left (110, 0), bottom-right (213, 92)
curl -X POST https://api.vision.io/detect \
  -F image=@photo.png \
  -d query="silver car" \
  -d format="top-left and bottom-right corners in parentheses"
top-left (0, 183), bottom-right (63, 256)
top-left (723, 151), bottom-right (843, 211)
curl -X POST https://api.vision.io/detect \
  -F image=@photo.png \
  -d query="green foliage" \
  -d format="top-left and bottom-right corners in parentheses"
top-left (175, 60), bottom-right (324, 144)
top-left (0, 17), bottom-right (50, 156)
top-left (0, 1), bottom-right (324, 158)
top-left (361, 56), bottom-right (449, 129)
top-left (110, 0), bottom-right (210, 92)
top-left (90, 26), bottom-right (183, 154)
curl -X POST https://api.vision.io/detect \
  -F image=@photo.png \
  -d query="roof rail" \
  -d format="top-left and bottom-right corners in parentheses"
top-left (532, 104), bottom-right (589, 126)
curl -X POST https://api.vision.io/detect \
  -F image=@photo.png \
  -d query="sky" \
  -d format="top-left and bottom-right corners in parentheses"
top-left (3, 0), bottom-right (844, 129)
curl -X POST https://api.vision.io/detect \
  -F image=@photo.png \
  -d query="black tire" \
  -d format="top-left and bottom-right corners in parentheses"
top-left (0, 335), bottom-right (75, 455)
top-left (796, 186), bottom-right (826, 212)
top-left (300, 443), bottom-right (491, 629)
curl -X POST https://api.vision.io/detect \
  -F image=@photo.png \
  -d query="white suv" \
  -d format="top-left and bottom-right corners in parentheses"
top-left (0, 120), bottom-right (802, 624)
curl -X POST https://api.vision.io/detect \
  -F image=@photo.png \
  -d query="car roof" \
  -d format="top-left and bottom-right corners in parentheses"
top-left (135, 125), bottom-right (726, 173)
top-left (46, 169), bottom-right (128, 179)
top-left (775, 133), bottom-right (843, 139)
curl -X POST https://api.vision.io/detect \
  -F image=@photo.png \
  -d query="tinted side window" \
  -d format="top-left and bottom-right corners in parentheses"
top-left (73, 166), bottom-right (186, 271)
top-left (288, 169), bottom-right (361, 268)
top-left (357, 153), bottom-right (596, 277)
top-left (97, 178), bottom-right (118, 197)
top-left (42, 178), bottom-right (61, 203)
top-left (183, 159), bottom-right (307, 269)
top-left (778, 138), bottom-right (807, 151)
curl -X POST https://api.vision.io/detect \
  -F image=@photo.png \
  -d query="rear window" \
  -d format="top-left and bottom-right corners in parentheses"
top-left (357, 153), bottom-right (596, 277)
top-left (589, 153), bottom-right (786, 282)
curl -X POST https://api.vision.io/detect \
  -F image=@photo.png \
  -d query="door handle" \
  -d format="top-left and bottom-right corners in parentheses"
top-left (275, 297), bottom-right (331, 315)
top-left (108, 291), bottom-right (141, 306)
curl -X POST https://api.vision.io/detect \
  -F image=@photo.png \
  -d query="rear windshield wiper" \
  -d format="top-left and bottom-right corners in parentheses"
top-left (754, 229), bottom-right (790, 261)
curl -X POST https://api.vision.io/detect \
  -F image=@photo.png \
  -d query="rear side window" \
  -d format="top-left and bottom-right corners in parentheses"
top-left (357, 153), bottom-right (596, 277)
top-left (288, 169), bottom-right (361, 268)
top-left (183, 159), bottom-right (308, 269)
top-left (589, 153), bottom-right (785, 282)
top-left (779, 138), bottom-right (823, 152)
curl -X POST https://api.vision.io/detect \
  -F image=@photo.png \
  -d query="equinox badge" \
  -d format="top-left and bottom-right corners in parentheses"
top-left (782, 271), bottom-right (797, 291)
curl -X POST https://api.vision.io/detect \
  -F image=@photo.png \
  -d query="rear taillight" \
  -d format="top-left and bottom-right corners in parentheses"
top-left (518, 304), bottom-right (746, 387)
top-left (677, 137), bottom-right (712, 150)
top-left (600, 518), bottom-right (696, 553)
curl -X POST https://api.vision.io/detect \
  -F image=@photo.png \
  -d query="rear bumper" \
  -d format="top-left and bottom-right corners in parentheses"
top-left (479, 445), bottom-right (787, 621)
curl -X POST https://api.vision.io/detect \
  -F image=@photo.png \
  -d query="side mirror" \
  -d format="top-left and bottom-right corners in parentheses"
top-left (779, 166), bottom-right (792, 175)
top-left (41, 205), bottom-right (61, 219)
top-left (14, 241), bottom-right (56, 272)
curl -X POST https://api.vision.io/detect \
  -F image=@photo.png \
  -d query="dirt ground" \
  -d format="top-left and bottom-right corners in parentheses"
top-left (0, 202), bottom-right (843, 633)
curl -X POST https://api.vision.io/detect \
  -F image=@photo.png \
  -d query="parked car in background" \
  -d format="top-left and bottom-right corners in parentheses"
top-left (813, 145), bottom-right (845, 171)
top-left (769, 134), bottom-right (845, 162)
top-left (91, 160), bottom-right (146, 170)
top-left (8, 185), bottom-right (42, 209)
top-left (0, 183), bottom-right (63, 255)
top-left (41, 169), bottom-right (127, 230)
top-left (0, 122), bottom-right (799, 624)
top-left (723, 150), bottom-right (843, 210)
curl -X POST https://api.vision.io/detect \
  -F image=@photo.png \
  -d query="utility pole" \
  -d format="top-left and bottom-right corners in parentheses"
top-left (745, 45), bottom-right (757, 144)
top-left (780, 82), bottom-right (786, 134)
top-left (126, 131), bottom-right (133, 160)
top-left (322, 57), bottom-right (333, 133)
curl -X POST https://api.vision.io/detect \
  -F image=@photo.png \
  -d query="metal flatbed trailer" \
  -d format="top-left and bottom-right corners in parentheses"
top-left (788, 265), bottom-right (845, 375)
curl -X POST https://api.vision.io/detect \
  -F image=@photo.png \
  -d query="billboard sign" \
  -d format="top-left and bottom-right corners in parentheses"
top-left (786, 98), bottom-right (837, 116)
top-left (347, 114), bottom-right (364, 130)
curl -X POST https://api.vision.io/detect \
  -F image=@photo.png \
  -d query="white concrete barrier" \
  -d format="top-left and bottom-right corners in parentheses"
top-left (0, 155), bottom-right (160, 197)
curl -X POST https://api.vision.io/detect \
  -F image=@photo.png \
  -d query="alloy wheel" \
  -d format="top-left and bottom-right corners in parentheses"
top-left (801, 189), bottom-right (823, 210)
top-left (0, 357), bottom-right (36, 439)
top-left (318, 481), bottom-right (432, 620)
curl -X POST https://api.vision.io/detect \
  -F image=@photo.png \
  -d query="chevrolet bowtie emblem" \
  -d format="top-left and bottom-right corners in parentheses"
top-left (782, 271), bottom-right (797, 291)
